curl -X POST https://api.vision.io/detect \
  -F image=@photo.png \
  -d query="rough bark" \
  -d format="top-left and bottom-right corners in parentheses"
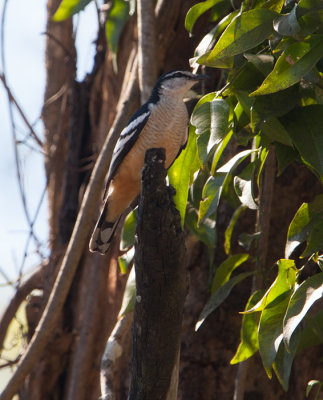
top-left (128, 149), bottom-right (187, 400)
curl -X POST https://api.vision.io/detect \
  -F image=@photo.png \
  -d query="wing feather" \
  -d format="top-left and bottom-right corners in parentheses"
top-left (104, 105), bottom-right (151, 197)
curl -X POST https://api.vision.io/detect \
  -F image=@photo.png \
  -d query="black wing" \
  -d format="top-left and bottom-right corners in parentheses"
top-left (106, 104), bottom-right (151, 188)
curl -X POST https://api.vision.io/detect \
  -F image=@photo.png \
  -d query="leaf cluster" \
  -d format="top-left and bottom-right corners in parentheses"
top-left (169, 0), bottom-right (323, 392)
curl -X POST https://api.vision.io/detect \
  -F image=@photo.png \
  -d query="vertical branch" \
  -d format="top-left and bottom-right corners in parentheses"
top-left (128, 148), bottom-right (187, 400)
top-left (255, 145), bottom-right (276, 283)
top-left (137, 0), bottom-right (157, 103)
top-left (233, 145), bottom-right (276, 400)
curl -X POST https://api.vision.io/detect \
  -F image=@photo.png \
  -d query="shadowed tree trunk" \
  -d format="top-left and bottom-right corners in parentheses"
top-left (129, 148), bottom-right (187, 400)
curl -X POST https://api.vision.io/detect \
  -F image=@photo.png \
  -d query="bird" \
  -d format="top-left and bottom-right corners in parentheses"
top-left (89, 70), bottom-right (207, 254)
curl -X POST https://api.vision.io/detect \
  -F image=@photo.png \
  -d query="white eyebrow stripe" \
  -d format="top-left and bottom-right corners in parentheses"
top-left (120, 111), bottom-right (150, 138)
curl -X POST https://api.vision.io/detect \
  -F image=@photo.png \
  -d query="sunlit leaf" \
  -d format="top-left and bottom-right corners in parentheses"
top-left (283, 272), bottom-right (323, 349)
top-left (234, 161), bottom-right (258, 210)
top-left (244, 259), bottom-right (297, 313)
top-left (118, 247), bottom-right (134, 274)
top-left (191, 98), bottom-right (229, 163)
top-left (193, 11), bottom-right (240, 60)
top-left (168, 126), bottom-right (200, 226)
top-left (53, 0), bottom-right (92, 20)
top-left (258, 290), bottom-right (293, 376)
top-left (207, 9), bottom-right (278, 61)
top-left (285, 194), bottom-right (323, 258)
top-left (118, 267), bottom-right (136, 317)
top-left (306, 380), bottom-right (323, 399)
top-left (120, 208), bottom-right (137, 250)
top-left (185, 0), bottom-right (230, 34)
top-left (105, 0), bottom-right (130, 66)
top-left (231, 290), bottom-right (264, 364)
top-left (251, 36), bottom-right (323, 96)
top-left (262, 0), bottom-right (284, 13)
top-left (199, 150), bottom-right (255, 224)
top-left (211, 253), bottom-right (250, 292)
top-left (196, 271), bottom-right (254, 330)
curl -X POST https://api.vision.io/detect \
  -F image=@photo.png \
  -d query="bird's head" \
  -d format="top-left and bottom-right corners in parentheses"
top-left (154, 70), bottom-right (208, 98)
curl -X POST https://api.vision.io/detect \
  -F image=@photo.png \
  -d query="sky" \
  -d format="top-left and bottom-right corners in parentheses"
top-left (0, 0), bottom-right (98, 308)
top-left (0, 0), bottom-right (98, 388)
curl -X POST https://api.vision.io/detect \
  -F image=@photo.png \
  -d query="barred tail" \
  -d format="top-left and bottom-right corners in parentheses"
top-left (89, 206), bottom-right (121, 254)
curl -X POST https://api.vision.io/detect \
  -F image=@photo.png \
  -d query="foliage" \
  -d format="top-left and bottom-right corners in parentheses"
top-left (172, 0), bottom-right (323, 392)
top-left (53, 0), bottom-right (131, 68)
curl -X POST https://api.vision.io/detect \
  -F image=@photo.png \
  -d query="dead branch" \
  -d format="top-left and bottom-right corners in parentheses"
top-left (128, 148), bottom-right (187, 400)
top-left (100, 312), bottom-right (134, 400)
top-left (137, 0), bottom-right (157, 103)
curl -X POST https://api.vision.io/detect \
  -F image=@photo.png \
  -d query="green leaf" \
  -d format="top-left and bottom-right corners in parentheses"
top-left (196, 271), bottom-right (254, 330)
top-left (224, 205), bottom-right (247, 255)
top-left (273, 5), bottom-right (301, 38)
top-left (238, 232), bottom-right (261, 251)
top-left (298, 310), bottom-right (323, 351)
top-left (234, 161), bottom-right (258, 210)
top-left (282, 105), bottom-right (323, 178)
top-left (211, 129), bottom-right (233, 175)
top-left (251, 36), bottom-right (323, 96)
top-left (245, 259), bottom-right (297, 313)
top-left (244, 53), bottom-right (274, 76)
top-left (118, 247), bottom-right (134, 274)
top-left (105, 0), bottom-right (130, 64)
top-left (275, 142), bottom-right (300, 175)
top-left (191, 99), bottom-right (229, 163)
top-left (262, 0), bottom-right (284, 13)
top-left (207, 9), bottom-right (278, 61)
top-left (302, 221), bottom-right (323, 257)
top-left (283, 272), bottom-right (323, 349)
top-left (285, 194), bottom-right (323, 258)
top-left (198, 174), bottom-right (225, 223)
top-left (231, 290), bottom-right (264, 364)
top-left (53, 0), bottom-right (92, 20)
top-left (186, 207), bottom-right (217, 248)
top-left (250, 85), bottom-right (299, 137)
top-left (120, 209), bottom-right (137, 250)
top-left (261, 117), bottom-right (293, 146)
top-left (211, 253), bottom-right (250, 292)
top-left (298, 10), bottom-right (323, 38)
top-left (273, 327), bottom-right (301, 391)
top-left (168, 126), bottom-right (200, 227)
top-left (118, 266), bottom-right (136, 317)
top-left (199, 149), bottom-right (255, 224)
top-left (258, 290), bottom-right (293, 375)
top-left (193, 11), bottom-right (240, 60)
top-left (185, 0), bottom-right (229, 34)
top-left (306, 380), bottom-right (323, 399)
top-left (297, 0), bottom-right (323, 18)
